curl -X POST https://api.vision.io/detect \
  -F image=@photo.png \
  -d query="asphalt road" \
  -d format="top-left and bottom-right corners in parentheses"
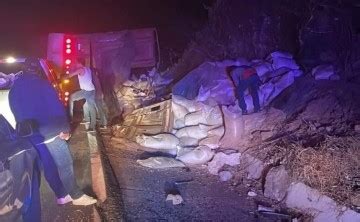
top-left (98, 131), bottom-right (279, 222)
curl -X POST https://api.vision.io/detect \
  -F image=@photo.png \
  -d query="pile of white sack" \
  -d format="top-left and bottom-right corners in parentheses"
top-left (136, 96), bottom-right (226, 168)
top-left (116, 68), bottom-right (172, 116)
top-left (181, 51), bottom-right (303, 112)
top-left (136, 51), bottom-right (304, 168)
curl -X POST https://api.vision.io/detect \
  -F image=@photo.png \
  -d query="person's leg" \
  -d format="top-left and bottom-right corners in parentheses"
top-left (69, 90), bottom-right (87, 118)
top-left (249, 75), bottom-right (260, 112)
top-left (33, 143), bottom-right (67, 198)
top-left (83, 102), bottom-right (90, 122)
top-left (45, 138), bottom-right (83, 199)
top-left (237, 79), bottom-right (248, 114)
top-left (85, 91), bottom-right (97, 130)
top-left (95, 97), bottom-right (108, 126)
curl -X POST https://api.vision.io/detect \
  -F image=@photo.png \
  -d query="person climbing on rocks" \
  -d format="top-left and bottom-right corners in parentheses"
top-left (226, 65), bottom-right (261, 115)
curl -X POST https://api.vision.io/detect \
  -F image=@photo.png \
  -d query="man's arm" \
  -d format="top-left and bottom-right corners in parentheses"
top-left (67, 67), bottom-right (85, 78)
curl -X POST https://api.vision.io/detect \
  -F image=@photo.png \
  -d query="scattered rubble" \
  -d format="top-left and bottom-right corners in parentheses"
top-left (166, 194), bottom-right (184, 205)
top-left (218, 171), bottom-right (233, 182)
top-left (247, 191), bottom-right (257, 197)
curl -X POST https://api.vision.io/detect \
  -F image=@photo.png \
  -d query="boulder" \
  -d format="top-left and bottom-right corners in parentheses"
top-left (207, 152), bottom-right (241, 175)
top-left (264, 166), bottom-right (290, 201)
top-left (241, 154), bottom-right (264, 180)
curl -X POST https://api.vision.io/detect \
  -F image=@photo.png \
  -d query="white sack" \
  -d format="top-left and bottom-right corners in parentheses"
top-left (137, 157), bottom-right (186, 169)
top-left (172, 95), bottom-right (202, 112)
top-left (312, 65), bottom-right (336, 80)
top-left (272, 57), bottom-right (299, 70)
top-left (172, 101), bottom-right (189, 129)
top-left (136, 133), bottom-right (179, 149)
top-left (199, 136), bottom-right (221, 149)
top-left (175, 124), bottom-right (214, 140)
top-left (196, 85), bottom-right (211, 102)
top-left (176, 146), bottom-right (214, 165)
top-left (184, 105), bottom-right (223, 126)
top-left (179, 137), bottom-right (199, 147)
top-left (254, 62), bottom-right (273, 77)
top-left (219, 106), bottom-right (244, 148)
top-left (208, 126), bottom-right (225, 137)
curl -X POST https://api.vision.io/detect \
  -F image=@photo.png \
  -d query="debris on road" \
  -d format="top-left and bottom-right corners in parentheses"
top-left (219, 171), bottom-right (233, 182)
top-left (166, 194), bottom-right (184, 205)
top-left (247, 191), bottom-right (257, 197)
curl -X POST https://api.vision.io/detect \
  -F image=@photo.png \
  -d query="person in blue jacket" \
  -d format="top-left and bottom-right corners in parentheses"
top-left (9, 58), bottom-right (97, 206)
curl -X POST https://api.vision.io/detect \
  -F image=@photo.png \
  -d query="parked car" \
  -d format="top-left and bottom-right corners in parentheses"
top-left (0, 57), bottom-right (61, 127)
top-left (0, 115), bottom-right (41, 221)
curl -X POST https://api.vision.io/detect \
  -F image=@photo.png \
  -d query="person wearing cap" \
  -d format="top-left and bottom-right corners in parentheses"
top-left (9, 58), bottom-right (97, 206)
top-left (226, 65), bottom-right (261, 115)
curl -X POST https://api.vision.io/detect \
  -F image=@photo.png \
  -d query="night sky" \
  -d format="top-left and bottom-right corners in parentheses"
top-left (0, 0), bottom-right (209, 57)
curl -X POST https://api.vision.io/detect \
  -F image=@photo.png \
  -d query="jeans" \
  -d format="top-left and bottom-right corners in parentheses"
top-left (237, 74), bottom-right (261, 112)
top-left (32, 140), bottom-right (68, 199)
top-left (84, 95), bottom-right (108, 128)
top-left (44, 137), bottom-right (83, 199)
top-left (69, 90), bottom-right (96, 129)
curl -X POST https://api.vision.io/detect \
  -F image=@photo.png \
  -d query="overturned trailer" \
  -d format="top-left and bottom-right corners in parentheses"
top-left (47, 28), bottom-right (159, 119)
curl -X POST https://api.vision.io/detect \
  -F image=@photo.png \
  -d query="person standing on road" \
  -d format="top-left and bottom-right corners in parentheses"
top-left (227, 65), bottom-right (261, 115)
top-left (9, 58), bottom-right (97, 206)
top-left (67, 59), bottom-right (107, 131)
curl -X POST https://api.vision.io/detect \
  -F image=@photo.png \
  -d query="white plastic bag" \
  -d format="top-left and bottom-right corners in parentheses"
top-left (136, 133), bottom-right (179, 149)
top-left (172, 101), bottom-right (189, 129)
top-left (312, 65), bottom-right (335, 80)
top-left (272, 57), bottom-right (299, 70)
top-left (199, 136), bottom-right (221, 149)
top-left (184, 105), bottom-right (223, 126)
top-left (176, 146), bottom-right (214, 165)
top-left (219, 106), bottom-right (244, 148)
top-left (179, 137), bottom-right (199, 147)
top-left (172, 95), bottom-right (202, 112)
top-left (175, 124), bottom-right (213, 140)
top-left (137, 157), bottom-right (186, 169)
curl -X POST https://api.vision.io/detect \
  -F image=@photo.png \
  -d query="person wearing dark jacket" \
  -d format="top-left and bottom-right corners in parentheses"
top-left (9, 58), bottom-right (97, 206)
top-left (227, 65), bottom-right (261, 115)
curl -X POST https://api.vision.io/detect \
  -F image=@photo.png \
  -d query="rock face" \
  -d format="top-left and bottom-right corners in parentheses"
top-left (264, 166), bottom-right (290, 201)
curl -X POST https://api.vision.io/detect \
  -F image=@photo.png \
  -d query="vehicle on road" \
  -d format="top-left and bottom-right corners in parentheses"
top-left (0, 115), bottom-right (41, 221)
top-left (0, 57), bottom-right (60, 127)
